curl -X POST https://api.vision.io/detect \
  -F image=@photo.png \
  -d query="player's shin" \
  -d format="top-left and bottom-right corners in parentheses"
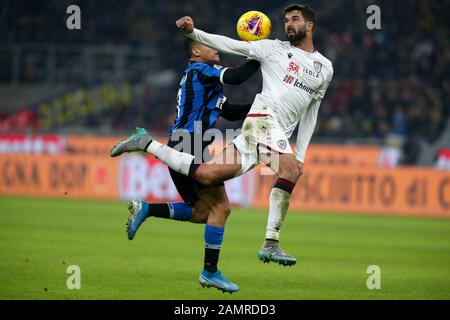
top-left (204, 224), bottom-right (224, 273)
top-left (265, 178), bottom-right (295, 241)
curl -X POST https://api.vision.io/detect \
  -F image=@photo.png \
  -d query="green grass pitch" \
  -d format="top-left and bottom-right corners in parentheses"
top-left (0, 196), bottom-right (449, 300)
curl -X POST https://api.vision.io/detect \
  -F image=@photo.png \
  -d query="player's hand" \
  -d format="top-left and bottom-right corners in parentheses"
top-left (176, 16), bottom-right (194, 34)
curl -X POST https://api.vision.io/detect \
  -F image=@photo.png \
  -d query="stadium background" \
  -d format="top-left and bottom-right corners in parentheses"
top-left (0, 0), bottom-right (449, 299)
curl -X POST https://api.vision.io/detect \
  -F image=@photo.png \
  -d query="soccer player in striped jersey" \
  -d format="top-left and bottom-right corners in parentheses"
top-left (111, 4), bottom-right (334, 272)
top-left (113, 38), bottom-right (260, 293)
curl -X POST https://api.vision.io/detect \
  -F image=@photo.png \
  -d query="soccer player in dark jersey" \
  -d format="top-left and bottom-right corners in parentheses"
top-left (113, 5), bottom-right (334, 273)
top-left (113, 38), bottom-right (260, 293)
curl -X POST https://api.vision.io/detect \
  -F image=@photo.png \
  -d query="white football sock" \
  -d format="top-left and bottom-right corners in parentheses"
top-left (146, 142), bottom-right (195, 176)
top-left (146, 140), bottom-right (163, 155)
top-left (265, 187), bottom-right (291, 241)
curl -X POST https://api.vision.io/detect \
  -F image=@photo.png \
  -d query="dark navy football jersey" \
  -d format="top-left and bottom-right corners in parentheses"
top-left (170, 62), bottom-right (227, 134)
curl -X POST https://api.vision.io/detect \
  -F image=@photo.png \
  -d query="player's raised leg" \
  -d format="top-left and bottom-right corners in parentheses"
top-left (258, 153), bottom-right (302, 266)
top-left (110, 128), bottom-right (242, 186)
top-left (197, 186), bottom-right (239, 293)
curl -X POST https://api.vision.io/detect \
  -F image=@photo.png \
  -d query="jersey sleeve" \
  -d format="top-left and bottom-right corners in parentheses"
top-left (222, 60), bottom-right (260, 85)
top-left (196, 64), bottom-right (228, 86)
top-left (188, 28), bottom-right (252, 57)
top-left (295, 66), bottom-right (334, 163)
top-left (247, 39), bottom-right (276, 61)
top-left (313, 64), bottom-right (334, 100)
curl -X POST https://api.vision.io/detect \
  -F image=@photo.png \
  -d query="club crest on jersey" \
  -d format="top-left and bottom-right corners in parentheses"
top-left (287, 61), bottom-right (300, 75)
top-left (277, 140), bottom-right (287, 150)
top-left (314, 61), bottom-right (322, 73)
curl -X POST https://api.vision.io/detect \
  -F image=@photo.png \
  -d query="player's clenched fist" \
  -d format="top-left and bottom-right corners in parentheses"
top-left (176, 16), bottom-right (194, 34)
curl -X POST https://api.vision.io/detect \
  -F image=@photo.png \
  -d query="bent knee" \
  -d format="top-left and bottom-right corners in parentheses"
top-left (192, 200), bottom-right (210, 223)
top-left (195, 170), bottom-right (217, 187)
top-left (222, 204), bottom-right (231, 217)
top-left (210, 202), bottom-right (231, 219)
top-left (278, 163), bottom-right (302, 182)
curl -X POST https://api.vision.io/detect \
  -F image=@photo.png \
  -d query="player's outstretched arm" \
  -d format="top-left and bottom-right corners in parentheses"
top-left (176, 16), bottom-right (252, 57)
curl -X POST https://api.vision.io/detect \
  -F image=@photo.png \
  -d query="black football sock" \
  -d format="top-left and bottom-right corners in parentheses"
top-left (147, 203), bottom-right (170, 219)
top-left (204, 248), bottom-right (220, 273)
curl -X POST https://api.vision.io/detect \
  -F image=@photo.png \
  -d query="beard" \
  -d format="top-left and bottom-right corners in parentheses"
top-left (286, 26), bottom-right (307, 43)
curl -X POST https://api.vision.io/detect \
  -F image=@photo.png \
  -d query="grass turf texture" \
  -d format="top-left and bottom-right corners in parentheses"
top-left (0, 196), bottom-right (449, 300)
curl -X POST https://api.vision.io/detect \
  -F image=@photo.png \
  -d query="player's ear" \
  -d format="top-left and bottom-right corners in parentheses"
top-left (192, 46), bottom-right (201, 58)
top-left (306, 21), bottom-right (314, 32)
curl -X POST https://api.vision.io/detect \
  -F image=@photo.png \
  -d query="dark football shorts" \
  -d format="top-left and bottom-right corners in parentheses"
top-left (167, 134), bottom-right (224, 206)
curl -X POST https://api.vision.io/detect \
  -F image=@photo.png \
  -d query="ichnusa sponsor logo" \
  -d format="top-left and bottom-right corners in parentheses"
top-left (282, 75), bottom-right (316, 95)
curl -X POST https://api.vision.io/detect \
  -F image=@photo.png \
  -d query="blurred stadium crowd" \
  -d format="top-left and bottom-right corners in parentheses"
top-left (0, 0), bottom-right (449, 164)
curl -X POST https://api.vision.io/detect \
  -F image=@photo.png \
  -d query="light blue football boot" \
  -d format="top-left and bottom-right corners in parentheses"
top-left (198, 269), bottom-right (240, 293)
top-left (126, 200), bottom-right (149, 240)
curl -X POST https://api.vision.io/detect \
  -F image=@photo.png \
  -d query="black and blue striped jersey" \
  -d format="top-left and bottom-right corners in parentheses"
top-left (170, 61), bottom-right (227, 135)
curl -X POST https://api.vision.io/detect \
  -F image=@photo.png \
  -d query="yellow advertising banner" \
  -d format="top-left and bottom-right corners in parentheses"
top-left (252, 166), bottom-right (450, 217)
top-left (1, 152), bottom-right (449, 218)
top-left (66, 135), bottom-right (128, 156)
top-left (0, 154), bottom-right (118, 200)
top-left (306, 144), bottom-right (380, 167)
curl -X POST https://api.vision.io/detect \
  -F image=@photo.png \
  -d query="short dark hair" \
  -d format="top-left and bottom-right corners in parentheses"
top-left (184, 38), bottom-right (199, 59)
top-left (283, 4), bottom-right (316, 25)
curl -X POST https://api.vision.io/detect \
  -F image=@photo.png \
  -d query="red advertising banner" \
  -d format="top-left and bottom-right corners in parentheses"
top-left (0, 134), bottom-right (66, 154)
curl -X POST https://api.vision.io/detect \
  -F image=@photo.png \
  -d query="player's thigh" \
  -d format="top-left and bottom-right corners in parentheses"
top-left (196, 145), bottom-right (242, 185)
top-left (168, 169), bottom-right (211, 222)
top-left (169, 168), bottom-right (200, 204)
